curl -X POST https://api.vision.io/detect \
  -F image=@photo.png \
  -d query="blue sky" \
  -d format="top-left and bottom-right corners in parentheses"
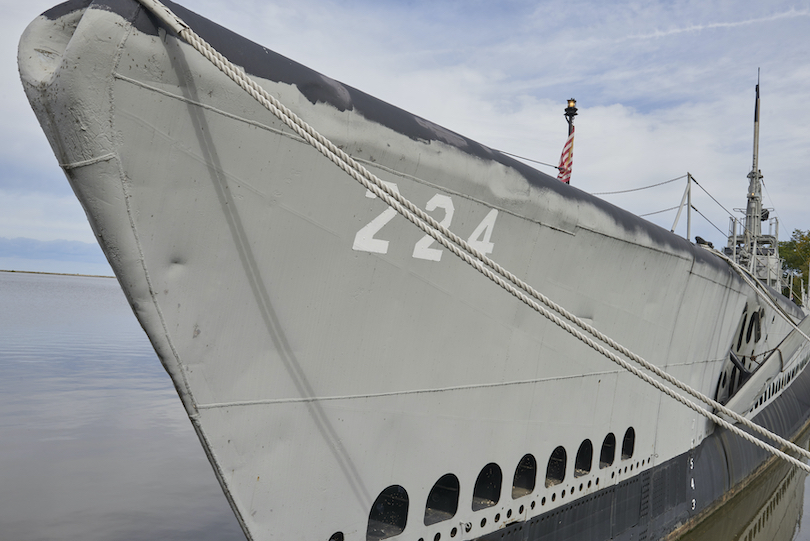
top-left (3, 0), bottom-right (810, 275)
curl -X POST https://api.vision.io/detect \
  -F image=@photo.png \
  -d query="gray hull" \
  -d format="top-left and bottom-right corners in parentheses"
top-left (18, 2), bottom-right (810, 540)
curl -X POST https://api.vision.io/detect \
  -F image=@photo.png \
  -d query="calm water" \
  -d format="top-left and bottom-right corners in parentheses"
top-left (2, 271), bottom-right (810, 541)
top-left (0, 271), bottom-right (244, 541)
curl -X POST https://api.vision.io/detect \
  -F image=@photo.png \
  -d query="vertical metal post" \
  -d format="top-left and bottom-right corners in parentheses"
top-left (732, 218), bottom-right (738, 260)
top-left (745, 74), bottom-right (763, 250)
top-left (559, 99), bottom-right (577, 185)
top-left (687, 173), bottom-right (692, 243)
top-left (671, 174), bottom-right (691, 236)
top-left (771, 222), bottom-right (775, 286)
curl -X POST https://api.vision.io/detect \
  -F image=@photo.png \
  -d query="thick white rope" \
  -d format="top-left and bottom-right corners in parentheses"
top-left (134, 0), bottom-right (810, 470)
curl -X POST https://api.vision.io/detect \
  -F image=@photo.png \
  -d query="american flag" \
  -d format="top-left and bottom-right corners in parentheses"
top-left (557, 126), bottom-right (575, 184)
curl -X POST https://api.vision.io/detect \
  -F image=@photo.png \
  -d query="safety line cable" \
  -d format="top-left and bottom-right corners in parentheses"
top-left (690, 205), bottom-right (727, 236)
top-left (134, 0), bottom-right (810, 470)
top-left (592, 174), bottom-right (686, 195)
top-left (690, 175), bottom-right (738, 223)
top-left (639, 205), bottom-right (680, 217)
top-left (497, 150), bottom-right (560, 170)
top-left (761, 178), bottom-right (792, 236)
top-left (690, 173), bottom-right (757, 245)
top-left (597, 173), bottom-right (752, 242)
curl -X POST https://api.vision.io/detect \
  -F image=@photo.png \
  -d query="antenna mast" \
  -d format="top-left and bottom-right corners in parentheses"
top-left (744, 69), bottom-right (763, 255)
top-left (726, 71), bottom-right (783, 291)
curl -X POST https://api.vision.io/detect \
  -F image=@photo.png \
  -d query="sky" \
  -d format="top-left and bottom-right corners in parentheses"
top-left (2, 0), bottom-right (809, 276)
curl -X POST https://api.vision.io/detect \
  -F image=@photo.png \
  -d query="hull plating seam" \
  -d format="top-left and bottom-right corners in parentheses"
top-left (128, 0), bottom-right (810, 476)
top-left (469, 351), bottom-right (810, 541)
top-left (20, 2), bottom-right (810, 541)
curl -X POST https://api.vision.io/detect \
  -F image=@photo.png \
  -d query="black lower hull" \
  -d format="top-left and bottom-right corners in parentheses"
top-left (477, 359), bottom-right (810, 541)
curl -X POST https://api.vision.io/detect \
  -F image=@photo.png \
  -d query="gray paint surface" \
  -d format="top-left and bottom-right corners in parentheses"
top-left (19, 2), bottom-right (810, 541)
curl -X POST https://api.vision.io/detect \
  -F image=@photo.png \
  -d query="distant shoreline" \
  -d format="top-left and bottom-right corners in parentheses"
top-left (0, 269), bottom-right (115, 279)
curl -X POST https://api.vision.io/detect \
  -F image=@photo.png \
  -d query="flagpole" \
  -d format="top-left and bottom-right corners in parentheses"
top-left (557, 99), bottom-right (578, 184)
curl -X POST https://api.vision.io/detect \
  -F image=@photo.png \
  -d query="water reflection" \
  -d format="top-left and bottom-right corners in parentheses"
top-left (0, 272), bottom-right (244, 541)
top-left (677, 431), bottom-right (810, 541)
top-left (4, 271), bottom-right (810, 541)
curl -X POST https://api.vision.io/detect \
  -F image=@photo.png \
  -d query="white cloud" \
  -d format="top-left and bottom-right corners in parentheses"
top-left (2, 0), bottom-right (810, 272)
top-left (623, 8), bottom-right (810, 40)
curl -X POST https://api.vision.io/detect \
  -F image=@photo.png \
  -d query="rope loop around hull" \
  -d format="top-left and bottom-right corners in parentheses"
top-left (134, 0), bottom-right (810, 473)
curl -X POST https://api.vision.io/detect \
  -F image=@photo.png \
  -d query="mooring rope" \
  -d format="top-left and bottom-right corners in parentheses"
top-left (133, 0), bottom-right (810, 471)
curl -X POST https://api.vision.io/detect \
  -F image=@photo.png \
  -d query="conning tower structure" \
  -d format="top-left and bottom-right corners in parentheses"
top-left (726, 78), bottom-right (784, 290)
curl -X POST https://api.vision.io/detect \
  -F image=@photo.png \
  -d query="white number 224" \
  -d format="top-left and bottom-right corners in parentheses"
top-left (352, 182), bottom-right (498, 260)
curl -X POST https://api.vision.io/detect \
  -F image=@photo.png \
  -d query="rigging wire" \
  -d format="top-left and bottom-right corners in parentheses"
top-left (761, 178), bottom-right (793, 235)
top-left (637, 202), bottom-right (728, 237)
top-left (600, 172), bottom-right (756, 242)
top-left (592, 175), bottom-right (686, 195)
top-left (689, 175), bottom-right (738, 224)
top-left (691, 205), bottom-right (727, 236)
top-left (635, 201), bottom-right (728, 237)
top-left (490, 150), bottom-right (781, 247)
top-left (488, 159), bottom-right (767, 247)
top-left (497, 150), bottom-right (560, 170)
top-left (639, 206), bottom-right (679, 217)
top-left (133, 0), bottom-right (810, 475)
